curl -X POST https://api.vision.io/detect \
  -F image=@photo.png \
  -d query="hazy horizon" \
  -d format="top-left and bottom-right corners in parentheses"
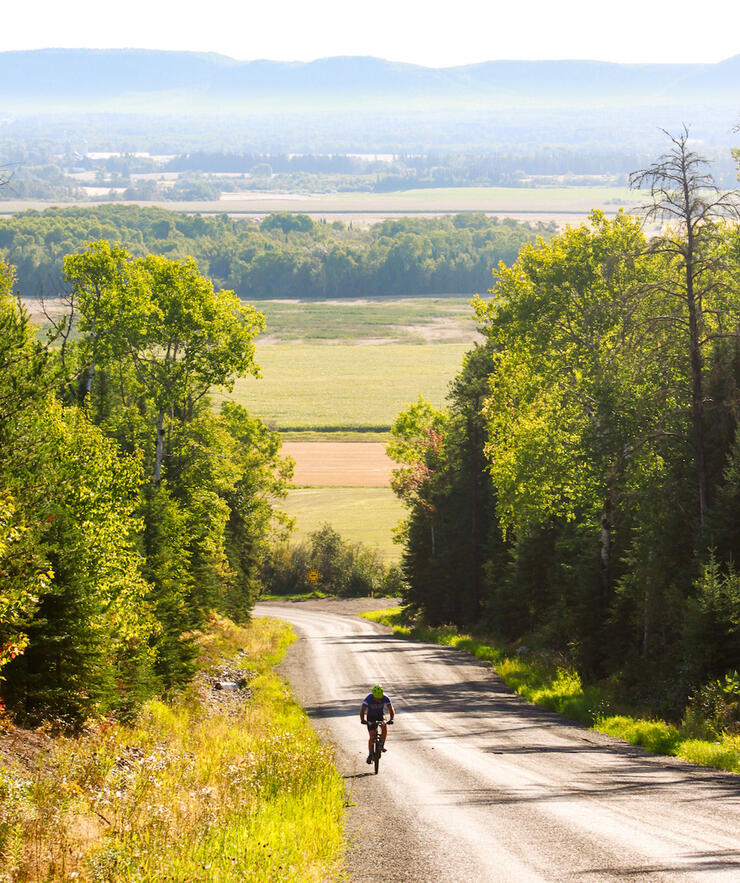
top-left (4, 0), bottom-right (739, 68)
top-left (3, 47), bottom-right (740, 69)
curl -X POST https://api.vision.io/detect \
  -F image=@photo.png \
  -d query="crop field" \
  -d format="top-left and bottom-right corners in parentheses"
top-left (0, 185), bottom-right (639, 222)
top-left (215, 341), bottom-right (471, 431)
top-left (281, 487), bottom-right (404, 560)
top-left (212, 296), bottom-right (476, 554)
top-left (281, 441), bottom-right (393, 486)
top-left (255, 295), bottom-right (480, 343)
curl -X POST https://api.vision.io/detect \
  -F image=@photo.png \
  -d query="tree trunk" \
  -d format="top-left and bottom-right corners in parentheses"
top-left (154, 411), bottom-right (165, 487)
top-left (642, 578), bottom-right (650, 659)
top-left (600, 498), bottom-right (611, 604)
top-left (83, 316), bottom-right (96, 402)
top-left (685, 256), bottom-right (708, 525)
top-left (469, 418), bottom-right (480, 618)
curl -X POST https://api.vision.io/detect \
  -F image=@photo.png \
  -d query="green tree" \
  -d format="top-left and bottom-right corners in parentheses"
top-left (389, 346), bottom-right (507, 625)
top-left (474, 211), bottom-right (659, 609)
top-left (0, 260), bottom-right (54, 690)
top-left (65, 243), bottom-right (265, 486)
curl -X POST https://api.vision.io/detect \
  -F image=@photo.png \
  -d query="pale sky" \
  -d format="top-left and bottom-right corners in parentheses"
top-left (3, 0), bottom-right (739, 67)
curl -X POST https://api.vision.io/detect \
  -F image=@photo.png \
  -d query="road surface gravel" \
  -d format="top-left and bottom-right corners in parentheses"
top-left (255, 599), bottom-right (740, 882)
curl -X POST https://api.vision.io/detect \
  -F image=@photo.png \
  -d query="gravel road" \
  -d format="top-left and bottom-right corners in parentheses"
top-left (255, 600), bottom-right (740, 882)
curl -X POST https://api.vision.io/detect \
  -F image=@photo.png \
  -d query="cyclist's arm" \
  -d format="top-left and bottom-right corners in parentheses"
top-left (387, 700), bottom-right (395, 722)
top-left (360, 699), bottom-right (368, 724)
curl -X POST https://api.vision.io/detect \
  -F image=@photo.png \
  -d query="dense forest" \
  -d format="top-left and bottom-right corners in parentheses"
top-left (0, 206), bottom-right (548, 300)
top-left (0, 242), bottom-right (294, 724)
top-left (390, 133), bottom-right (740, 720)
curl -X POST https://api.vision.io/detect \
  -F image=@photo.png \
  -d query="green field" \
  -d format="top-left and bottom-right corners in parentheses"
top-left (255, 295), bottom-right (479, 342)
top-left (316, 185), bottom-right (637, 212)
top-left (282, 487), bottom-right (404, 560)
top-left (0, 185), bottom-right (639, 219)
top-left (215, 341), bottom-right (471, 431)
top-left (212, 298), bottom-right (475, 553)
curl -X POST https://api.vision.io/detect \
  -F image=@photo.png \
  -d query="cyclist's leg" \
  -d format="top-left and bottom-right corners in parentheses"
top-left (366, 721), bottom-right (376, 761)
top-left (380, 721), bottom-right (388, 751)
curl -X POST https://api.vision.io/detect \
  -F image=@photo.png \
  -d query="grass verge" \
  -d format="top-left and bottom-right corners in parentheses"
top-left (360, 607), bottom-right (740, 775)
top-left (0, 615), bottom-right (346, 881)
top-left (258, 590), bottom-right (331, 602)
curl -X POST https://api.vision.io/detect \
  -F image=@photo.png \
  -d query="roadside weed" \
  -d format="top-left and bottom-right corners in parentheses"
top-left (0, 615), bottom-right (346, 881)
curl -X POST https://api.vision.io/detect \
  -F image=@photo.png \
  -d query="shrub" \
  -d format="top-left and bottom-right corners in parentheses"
top-left (683, 671), bottom-right (740, 738)
top-left (262, 523), bottom-right (403, 598)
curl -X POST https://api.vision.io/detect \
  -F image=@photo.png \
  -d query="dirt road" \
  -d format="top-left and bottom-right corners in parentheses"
top-left (255, 600), bottom-right (740, 882)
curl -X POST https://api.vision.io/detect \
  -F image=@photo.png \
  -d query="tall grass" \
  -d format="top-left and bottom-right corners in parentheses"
top-left (361, 607), bottom-right (739, 774)
top-left (0, 615), bottom-right (346, 881)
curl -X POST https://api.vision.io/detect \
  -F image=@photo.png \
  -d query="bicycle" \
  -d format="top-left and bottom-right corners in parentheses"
top-left (364, 718), bottom-right (393, 774)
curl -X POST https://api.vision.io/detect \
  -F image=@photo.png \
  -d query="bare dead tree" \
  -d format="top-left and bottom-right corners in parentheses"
top-left (0, 163), bottom-right (18, 193)
top-left (630, 126), bottom-right (740, 525)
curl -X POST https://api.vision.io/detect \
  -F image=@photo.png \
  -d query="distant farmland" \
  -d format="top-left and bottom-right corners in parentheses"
top-left (281, 487), bottom-right (403, 561)
top-left (281, 441), bottom-right (393, 487)
top-left (215, 341), bottom-right (471, 433)
top-left (0, 185), bottom-right (639, 227)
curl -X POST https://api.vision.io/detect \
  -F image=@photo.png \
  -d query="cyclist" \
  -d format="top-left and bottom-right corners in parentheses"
top-left (360, 684), bottom-right (395, 764)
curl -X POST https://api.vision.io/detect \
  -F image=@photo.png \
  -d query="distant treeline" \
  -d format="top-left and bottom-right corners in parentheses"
top-left (0, 206), bottom-right (551, 300)
top-left (166, 149), bottom-right (662, 184)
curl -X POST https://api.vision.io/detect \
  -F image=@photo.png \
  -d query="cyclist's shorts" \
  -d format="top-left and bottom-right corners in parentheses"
top-left (366, 717), bottom-right (384, 727)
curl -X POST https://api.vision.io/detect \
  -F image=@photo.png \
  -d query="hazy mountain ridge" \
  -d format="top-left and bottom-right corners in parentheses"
top-left (2, 49), bottom-right (739, 112)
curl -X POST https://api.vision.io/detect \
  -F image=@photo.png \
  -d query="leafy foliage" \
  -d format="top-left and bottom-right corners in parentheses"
top-left (262, 524), bottom-right (403, 598)
top-left (0, 243), bottom-right (292, 723)
top-left (390, 141), bottom-right (739, 720)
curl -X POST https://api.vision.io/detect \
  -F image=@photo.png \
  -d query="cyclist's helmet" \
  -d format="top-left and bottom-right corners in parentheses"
top-left (372, 685), bottom-right (384, 699)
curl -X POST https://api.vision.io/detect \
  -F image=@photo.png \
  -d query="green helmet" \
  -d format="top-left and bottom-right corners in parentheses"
top-left (372, 685), bottom-right (384, 699)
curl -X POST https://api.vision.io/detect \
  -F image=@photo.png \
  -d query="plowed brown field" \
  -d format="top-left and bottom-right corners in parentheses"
top-left (281, 441), bottom-right (392, 487)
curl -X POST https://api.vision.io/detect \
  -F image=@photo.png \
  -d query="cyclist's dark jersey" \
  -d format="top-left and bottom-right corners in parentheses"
top-left (362, 693), bottom-right (391, 720)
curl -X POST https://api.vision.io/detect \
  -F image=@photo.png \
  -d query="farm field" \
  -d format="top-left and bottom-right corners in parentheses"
top-left (212, 296), bottom-right (477, 555)
top-left (214, 341), bottom-right (471, 431)
top-left (282, 441), bottom-right (393, 487)
top-left (281, 487), bottom-right (404, 561)
top-left (0, 185), bottom-right (638, 222)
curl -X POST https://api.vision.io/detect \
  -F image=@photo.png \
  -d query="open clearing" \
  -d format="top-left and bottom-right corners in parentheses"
top-left (282, 441), bottom-right (392, 487)
top-left (214, 342), bottom-right (470, 430)
top-left (281, 487), bottom-right (403, 560)
top-left (254, 295), bottom-right (480, 344)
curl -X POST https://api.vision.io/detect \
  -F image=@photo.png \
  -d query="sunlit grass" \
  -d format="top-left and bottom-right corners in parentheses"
top-left (0, 615), bottom-right (347, 881)
top-left (360, 607), bottom-right (739, 774)
top-left (259, 590), bottom-right (330, 602)
top-left (676, 734), bottom-right (740, 773)
top-left (283, 487), bottom-right (404, 561)
top-left (597, 716), bottom-right (682, 755)
top-left (253, 295), bottom-right (478, 344)
top-left (213, 342), bottom-right (471, 431)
